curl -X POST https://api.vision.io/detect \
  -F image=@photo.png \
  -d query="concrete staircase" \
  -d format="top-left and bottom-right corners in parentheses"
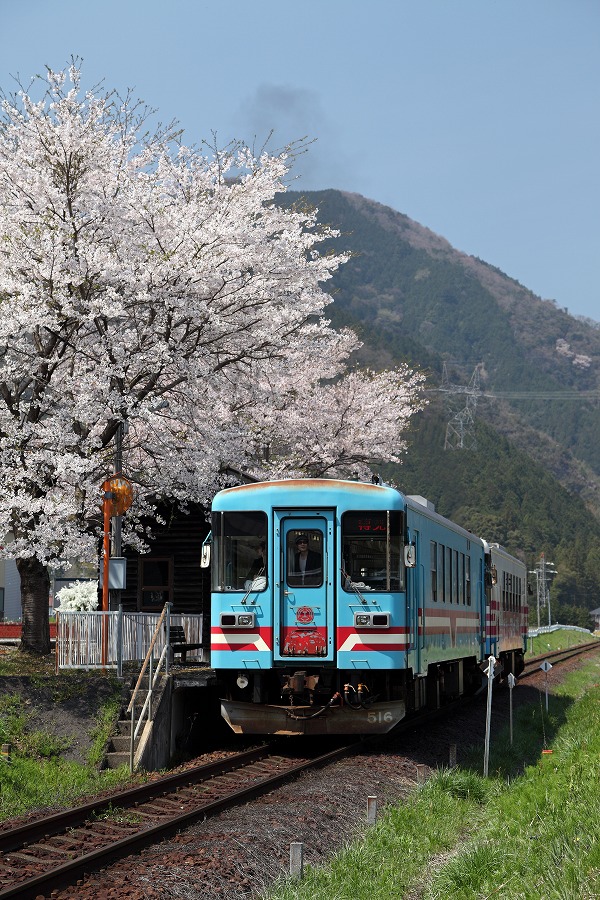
top-left (103, 672), bottom-right (147, 770)
top-left (103, 669), bottom-right (171, 770)
top-left (104, 713), bottom-right (137, 769)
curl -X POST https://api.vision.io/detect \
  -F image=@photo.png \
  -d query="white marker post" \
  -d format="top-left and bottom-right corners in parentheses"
top-left (290, 843), bottom-right (304, 878)
top-left (483, 655), bottom-right (496, 777)
top-left (367, 796), bottom-right (377, 824)
top-left (540, 659), bottom-right (552, 711)
top-left (507, 672), bottom-right (516, 746)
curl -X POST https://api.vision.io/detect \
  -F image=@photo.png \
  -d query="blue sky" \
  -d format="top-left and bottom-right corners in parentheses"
top-left (2, 0), bottom-right (598, 321)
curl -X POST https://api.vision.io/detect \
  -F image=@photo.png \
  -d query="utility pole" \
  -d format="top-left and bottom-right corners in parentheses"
top-left (529, 553), bottom-right (558, 628)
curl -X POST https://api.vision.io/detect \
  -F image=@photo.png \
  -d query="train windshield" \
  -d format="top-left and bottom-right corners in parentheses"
top-left (341, 510), bottom-right (404, 592)
top-left (211, 511), bottom-right (268, 592)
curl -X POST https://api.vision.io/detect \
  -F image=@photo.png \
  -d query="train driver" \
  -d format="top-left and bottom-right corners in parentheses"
top-left (289, 534), bottom-right (322, 586)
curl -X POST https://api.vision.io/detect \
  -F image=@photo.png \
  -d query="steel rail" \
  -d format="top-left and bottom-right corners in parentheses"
top-left (522, 640), bottom-right (600, 677)
top-left (0, 744), bottom-right (271, 853)
top-left (0, 742), bottom-right (358, 900)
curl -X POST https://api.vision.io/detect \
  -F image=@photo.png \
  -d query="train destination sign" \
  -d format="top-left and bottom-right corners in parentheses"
top-left (343, 511), bottom-right (402, 536)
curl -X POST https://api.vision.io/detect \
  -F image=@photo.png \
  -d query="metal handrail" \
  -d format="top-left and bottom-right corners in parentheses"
top-left (126, 603), bottom-right (171, 773)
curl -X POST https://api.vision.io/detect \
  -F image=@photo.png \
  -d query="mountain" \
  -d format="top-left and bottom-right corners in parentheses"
top-left (282, 189), bottom-right (600, 626)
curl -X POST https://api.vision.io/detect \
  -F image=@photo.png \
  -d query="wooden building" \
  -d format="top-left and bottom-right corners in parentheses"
top-left (115, 471), bottom-right (254, 644)
top-left (117, 500), bottom-right (211, 625)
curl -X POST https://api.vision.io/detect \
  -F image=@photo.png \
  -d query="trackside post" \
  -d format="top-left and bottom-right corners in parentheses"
top-left (483, 655), bottom-right (496, 776)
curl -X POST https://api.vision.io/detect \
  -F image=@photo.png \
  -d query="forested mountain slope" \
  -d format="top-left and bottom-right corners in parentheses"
top-left (282, 190), bottom-right (600, 624)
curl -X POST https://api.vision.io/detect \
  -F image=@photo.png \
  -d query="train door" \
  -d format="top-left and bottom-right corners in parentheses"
top-left (273, 511), bottom-right (335, 663)
top-left (479, 555), bottom-right (492, 658)
top-left (406, 528), bottom-right (422, 675)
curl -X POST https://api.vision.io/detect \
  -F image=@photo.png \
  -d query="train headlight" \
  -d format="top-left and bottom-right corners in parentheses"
top-left (220, 612), bottom-right (255, 628)
top-left (354, 612), bottom-right (391, 628)
top-left (236, 674), bottom-right (250, 689)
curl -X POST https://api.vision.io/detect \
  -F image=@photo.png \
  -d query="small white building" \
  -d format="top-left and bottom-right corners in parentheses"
top-left (590, 607), bottom-right (600, 633)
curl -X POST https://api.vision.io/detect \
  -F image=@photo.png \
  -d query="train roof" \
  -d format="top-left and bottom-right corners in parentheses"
top-left (212, 477), bottom-right (403, 510)
top-left (404, 493), bottom-right (485, 546)
top-left (481, 540), bottom-right (526, 569)
top-left (212, 481), bottom-right (510, 556)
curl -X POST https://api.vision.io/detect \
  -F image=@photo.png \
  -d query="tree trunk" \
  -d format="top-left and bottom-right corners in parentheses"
top-left (17, 557), bottom-right (51, 655)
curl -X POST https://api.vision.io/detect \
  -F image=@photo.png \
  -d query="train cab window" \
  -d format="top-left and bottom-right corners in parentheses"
top-left (211, 511), bottom-right (268, 592)
top-left (341, 511), bottom-right (403, 592)
top-left (286, 530), bottom-right (323, 587)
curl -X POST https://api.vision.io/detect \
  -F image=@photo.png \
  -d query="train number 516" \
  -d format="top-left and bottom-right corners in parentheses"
top-left (367, 710), bottom-right (393, 724)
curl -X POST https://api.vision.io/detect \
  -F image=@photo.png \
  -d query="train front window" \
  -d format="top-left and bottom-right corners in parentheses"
top-left (211, 511), bottom-right (268, 592)
top-left (341, 510), bottom-right (404, 592)
top-left (286, 529), bottom-right (323, 588)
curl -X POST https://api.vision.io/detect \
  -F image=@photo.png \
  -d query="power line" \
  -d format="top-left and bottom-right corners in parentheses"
top-left (428, 388), bottom-right (600, 401)
top-left (433, 363), bottom-right (599, 450)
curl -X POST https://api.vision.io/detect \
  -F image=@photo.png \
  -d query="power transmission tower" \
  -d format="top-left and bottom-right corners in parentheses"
top-left (443, 363), bottom-right (482, 450)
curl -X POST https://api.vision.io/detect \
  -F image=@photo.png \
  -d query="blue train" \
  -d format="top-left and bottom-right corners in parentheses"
top-left (205, 478), bottom-right (528, 735)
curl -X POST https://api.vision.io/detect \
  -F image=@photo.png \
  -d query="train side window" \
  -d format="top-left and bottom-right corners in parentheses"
top-left (341, 510), bottom-right (403, 592)
top-left (466, 556), bottom-right (471, 605)
top-left (431, 541), bottom-right (437, 601)
top-left (459, 553), bottom-right (465, 605)
top-left (453, 550), bottom-right (458, 604)
top-left (446, 546), bottom-right (452, 603)
top-left (211, 510), bottom-right (268, 592)
top-left (439, 544), bottom-right (445, 602)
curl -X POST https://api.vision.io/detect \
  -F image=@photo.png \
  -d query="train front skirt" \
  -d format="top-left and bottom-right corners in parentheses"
top-left (221, 699), bottom-right (406, 736)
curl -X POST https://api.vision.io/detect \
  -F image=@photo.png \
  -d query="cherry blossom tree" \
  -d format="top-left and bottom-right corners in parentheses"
top-left (219, 326), bottom-right (426, 479)
top-left (0, 65), bottom-right (425, 654)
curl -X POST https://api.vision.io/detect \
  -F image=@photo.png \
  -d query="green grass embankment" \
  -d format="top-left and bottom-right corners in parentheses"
top-left (0, 649), bottom-right (132, 819)
top-left (265, 640), bottom-right (600, 900)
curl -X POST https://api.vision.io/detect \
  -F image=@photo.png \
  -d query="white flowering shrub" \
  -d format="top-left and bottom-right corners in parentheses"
top-left (55, 580), bottom-right (99, 612)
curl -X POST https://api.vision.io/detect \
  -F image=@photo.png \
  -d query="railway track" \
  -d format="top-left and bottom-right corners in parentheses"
top-left (0, 740), bottom-right (358, 900)
top-left (521, 639), bottom-right (599, 678)
top-left (2, 641), bottom-right (597, 898)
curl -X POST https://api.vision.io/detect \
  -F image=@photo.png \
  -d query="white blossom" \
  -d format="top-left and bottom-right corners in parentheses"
top-left (0, 64), bottom-right (425, 574)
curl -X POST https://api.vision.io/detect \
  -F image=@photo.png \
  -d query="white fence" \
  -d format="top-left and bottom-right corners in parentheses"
top-left (56, 609), bottom-right (205, 671)
top-left (527, 624), bottom-right (592, 638)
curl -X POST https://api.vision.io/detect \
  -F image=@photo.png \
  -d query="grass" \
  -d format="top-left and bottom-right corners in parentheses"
top-left (0, 647), bottom-right (132, 819)
top-left (0, 647), bottom-right (57, 677)
top-left (263, 648), bottom-right (600, 900)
